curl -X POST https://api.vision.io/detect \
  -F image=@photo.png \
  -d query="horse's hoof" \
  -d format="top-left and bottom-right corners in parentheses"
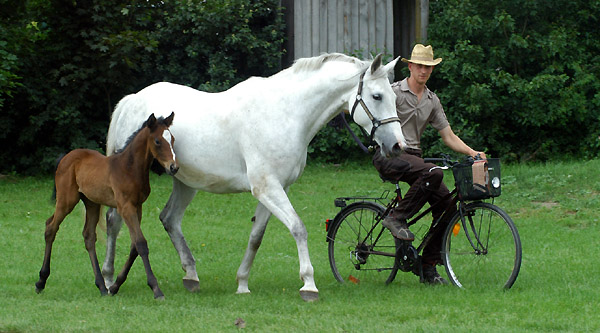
top-left (183, 278), bottom-right (200, 292)
top-left (35, 281), bottom-right (45, 293)
top-left (109, 286), bottom-right (119, 296)
top-left (299, 290), bottom-right (319, 302)
top-left (154, 295), bottom-right (165, 301)
top-left (100, 290), bottom-right (108, 296)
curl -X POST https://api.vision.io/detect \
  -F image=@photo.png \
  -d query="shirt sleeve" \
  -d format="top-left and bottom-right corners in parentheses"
top-left (392, 83), bottom-right (404, 110)
top-left (429, 93), bottom-right (449, 131)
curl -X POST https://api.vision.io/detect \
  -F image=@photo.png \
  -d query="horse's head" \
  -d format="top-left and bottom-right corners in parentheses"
top-left (348, 54), bottom-right (406, 158)
top-left (146, 112), bottom-right (179, 176)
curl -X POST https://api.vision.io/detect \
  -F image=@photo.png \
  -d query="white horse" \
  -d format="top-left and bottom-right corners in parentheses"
top-left (102, 53), bottom-right (406, 301)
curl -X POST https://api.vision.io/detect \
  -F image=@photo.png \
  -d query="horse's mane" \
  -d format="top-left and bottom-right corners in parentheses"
top-left (115, 115), bottom-right (169, 154)
top-left (291, 53), bottom-right (388, 79)
top-left (114, 115), bottom-right (171, 175)
top-left (292, 53), bottom-right (366, 73)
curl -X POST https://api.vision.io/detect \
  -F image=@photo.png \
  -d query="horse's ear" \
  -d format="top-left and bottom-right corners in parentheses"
top-left (146, 113), bottom-right (157, 129)
top-left (383, 56), bottom-right (400, 75)
top-left (370, 53), bottom-right (383, 74)
top-left (164, 112), bottom-right (175, 127)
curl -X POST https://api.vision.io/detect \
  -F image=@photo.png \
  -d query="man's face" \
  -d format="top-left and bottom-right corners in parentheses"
top-left (408, 63), bottom-right (434, 85)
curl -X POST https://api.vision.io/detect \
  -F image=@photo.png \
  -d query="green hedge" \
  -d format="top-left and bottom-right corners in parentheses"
top-left (424, 0), bottom-right (600, 162)
top-left (0, 0), bottom-right (285, 174)
top-left (2, 0), bottom-right (599, 173)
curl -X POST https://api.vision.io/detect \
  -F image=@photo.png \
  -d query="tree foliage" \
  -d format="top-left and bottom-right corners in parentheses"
top-left (310, 1), bottom-right (600, 163)
top-left (0, 0), bottom-right (284, 174)
top-left (424, 0), bottom-right (600, 162)
top-left (2, 0), bottom-right (599, 174)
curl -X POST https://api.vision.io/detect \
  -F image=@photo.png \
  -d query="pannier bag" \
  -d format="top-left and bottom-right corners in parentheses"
top-left (452, 158), bottom-right (501, 200)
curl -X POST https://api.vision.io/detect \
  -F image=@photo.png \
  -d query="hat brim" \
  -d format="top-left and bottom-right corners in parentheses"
top-left (401, 57), bottom-right (442, 66)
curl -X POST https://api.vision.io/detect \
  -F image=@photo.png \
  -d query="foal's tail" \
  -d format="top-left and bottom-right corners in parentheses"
top-left (50, 153), bottom-right (66, 203)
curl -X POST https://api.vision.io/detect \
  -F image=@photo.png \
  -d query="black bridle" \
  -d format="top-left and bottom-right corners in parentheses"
top-left (348, 71), bottom-right (401, 151)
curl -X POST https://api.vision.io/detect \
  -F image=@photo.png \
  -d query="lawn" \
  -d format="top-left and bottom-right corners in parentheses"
top-left (1, 159), bottom-right (599, 332)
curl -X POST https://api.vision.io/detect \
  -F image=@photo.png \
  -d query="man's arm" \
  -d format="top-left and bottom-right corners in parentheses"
top-left (438, 126), bottom-right (486, 158)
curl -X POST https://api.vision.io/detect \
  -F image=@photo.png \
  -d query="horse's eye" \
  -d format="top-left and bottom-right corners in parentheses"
top-left (373, 94), bottom-right (382, 101)
top-left (154, 138), bottom-right (161, 145)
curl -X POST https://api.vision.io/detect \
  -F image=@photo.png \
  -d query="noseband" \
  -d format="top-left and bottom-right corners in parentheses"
top-left (349, 72), bottom-right (401, 144)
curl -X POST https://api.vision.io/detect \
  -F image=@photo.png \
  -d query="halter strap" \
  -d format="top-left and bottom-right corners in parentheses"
top-left (349, 72), bottom-right (401, 147)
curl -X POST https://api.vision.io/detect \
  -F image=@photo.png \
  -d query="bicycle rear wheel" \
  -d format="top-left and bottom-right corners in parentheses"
top-left (327, 202), bottom-right (399, 284)
top-left (442, 202), bottom-right (522, 289)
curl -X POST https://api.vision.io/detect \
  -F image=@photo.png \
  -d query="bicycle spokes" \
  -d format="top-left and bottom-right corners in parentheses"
top-left (328, 202), bottom-right (399, 284)
top-left (443, 202), bottom-right (522, 289)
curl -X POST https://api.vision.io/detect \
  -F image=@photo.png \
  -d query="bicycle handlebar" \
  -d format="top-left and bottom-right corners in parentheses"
top-left (424, 153), bottom-right (485, 168)
top-left (423, 157), bottom-right (448, 164)
top-left (423, 153), bottom-right (456, 167)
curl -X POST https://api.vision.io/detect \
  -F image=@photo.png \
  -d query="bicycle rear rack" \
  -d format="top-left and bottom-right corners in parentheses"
top-left (334, 189), bottom-right (393, 208)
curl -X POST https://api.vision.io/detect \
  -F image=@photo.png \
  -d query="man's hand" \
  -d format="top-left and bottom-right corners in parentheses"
top-left (473, 151), bottom-right (487, 160)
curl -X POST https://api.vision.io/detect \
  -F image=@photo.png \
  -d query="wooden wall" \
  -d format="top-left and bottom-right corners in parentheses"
top-left (289, 0), bottom-right (394, 59)
top-left (281, 0), bottom-right (425, 74)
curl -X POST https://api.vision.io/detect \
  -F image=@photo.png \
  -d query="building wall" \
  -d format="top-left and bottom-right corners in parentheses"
top-left (281, 0), bottom-right (425, 76)
top-left (291, 0), bottom-right (394, 59)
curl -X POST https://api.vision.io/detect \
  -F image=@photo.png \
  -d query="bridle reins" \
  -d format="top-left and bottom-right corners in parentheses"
top-left (349, 71), bottom-right (401, 150)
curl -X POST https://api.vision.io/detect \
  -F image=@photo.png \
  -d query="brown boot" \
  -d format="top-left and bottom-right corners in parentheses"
top-left (416, 264), bottom-right (448, 285)
top-left (382, 217), bottom-right (415, 241)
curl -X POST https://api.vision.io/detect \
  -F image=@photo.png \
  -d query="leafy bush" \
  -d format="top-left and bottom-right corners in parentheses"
top-left (153, 0), bottom-right (285, 92)
top-left (425, 0), bottom-right (600, 162)
top-left (0, 0), bottom-right (285, 174)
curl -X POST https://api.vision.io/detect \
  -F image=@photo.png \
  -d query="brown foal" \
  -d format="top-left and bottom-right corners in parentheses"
top-left (35, 112), bottom-right (178, 299)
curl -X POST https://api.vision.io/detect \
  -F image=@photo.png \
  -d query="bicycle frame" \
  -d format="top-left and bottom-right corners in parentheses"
top-left (457, 203), bottom-right (491, 255)
top-left (338, 183), bottom-right (493, 265)
top-left (375, 183), bottom-right (459, 254)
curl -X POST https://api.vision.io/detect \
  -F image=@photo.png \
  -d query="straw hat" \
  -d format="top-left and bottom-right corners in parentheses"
top-left (401, 44), bottom-right (442, 66)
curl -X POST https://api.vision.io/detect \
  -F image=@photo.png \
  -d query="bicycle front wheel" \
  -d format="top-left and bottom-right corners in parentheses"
top-left (442, 202), bottom-right (522, 289)
top-left (327, 202), bottom-right (399, 285)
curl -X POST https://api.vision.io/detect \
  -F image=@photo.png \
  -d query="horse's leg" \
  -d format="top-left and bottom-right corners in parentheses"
top-left (101, 207), bottom-right (123, 288)
top-left (108, 242), bottom-right (138, 296)
top-left (159, 177), bottom-right (199, 292)
top-left (236, 202), bottom-right (271, 294)
top-left (35, 188), bottom-right (80, 293)
top-left (35, 214), bottom-right (59, 293)
top-left (81, 198), bottom-right (108, 296)
top-left (251, 181), bottom-right (319, 302)
top-left (113, 204), bottom-right (164, 299)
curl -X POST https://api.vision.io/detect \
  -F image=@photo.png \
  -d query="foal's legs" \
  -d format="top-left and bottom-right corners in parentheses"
top-left (35, 187), bottom-right (80, 293)
top-left (103, 178), bottom-right (199, 294)
top-left (109, 204), bottom-right (164, 299)
top-left (236, 202), bottom-right (271, 294)
top-left (81, 198), bottom-right (109, 295)
top-left (101, 207), bottom-right (123, 288)
top-left (159, 178), bottom-right (199, 291)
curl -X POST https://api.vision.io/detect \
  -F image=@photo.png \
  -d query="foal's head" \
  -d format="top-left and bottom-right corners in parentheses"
top-left (145, 112), bottom-right (178, 176)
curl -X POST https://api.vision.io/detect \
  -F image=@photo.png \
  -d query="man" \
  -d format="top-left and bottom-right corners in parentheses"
top-left (373, 44), bottom-right (485, 285)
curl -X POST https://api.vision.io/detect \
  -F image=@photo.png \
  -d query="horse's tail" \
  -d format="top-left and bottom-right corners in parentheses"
top-left (97, 205), bottom-right (107, 233)
top-left (50, 153), bottom-right (66, 204)
top-left (107, 94), bottom-right (137, 156)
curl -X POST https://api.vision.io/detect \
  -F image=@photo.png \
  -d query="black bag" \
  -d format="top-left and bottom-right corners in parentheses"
top-left (452, 158), bottom-right (501, 200)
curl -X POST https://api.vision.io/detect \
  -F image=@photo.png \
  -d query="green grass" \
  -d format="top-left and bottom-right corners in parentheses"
top-left (1, 159), bottom-right (599, 332)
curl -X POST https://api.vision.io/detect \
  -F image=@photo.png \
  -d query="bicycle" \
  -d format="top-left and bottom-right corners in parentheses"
top-left (325, 155), bottom-right (522, 289)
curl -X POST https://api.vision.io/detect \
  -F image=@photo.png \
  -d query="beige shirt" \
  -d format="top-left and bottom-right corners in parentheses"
top-left (392, 78), bottom-right (449, 150)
